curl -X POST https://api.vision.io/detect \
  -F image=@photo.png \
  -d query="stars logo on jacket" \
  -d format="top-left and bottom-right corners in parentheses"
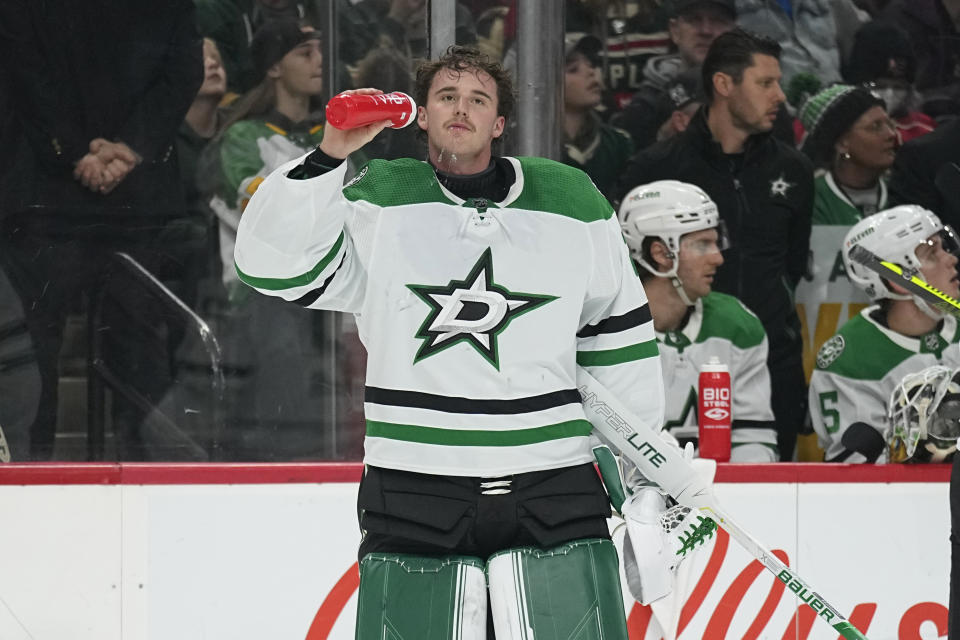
top-left (769, 174), bottom-right (794, 198)
top-left (407, 248), bottom-right (557, 369)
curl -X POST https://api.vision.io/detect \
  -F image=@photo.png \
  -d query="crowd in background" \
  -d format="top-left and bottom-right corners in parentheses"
top-left (0, 0), bottom-right (958, 463)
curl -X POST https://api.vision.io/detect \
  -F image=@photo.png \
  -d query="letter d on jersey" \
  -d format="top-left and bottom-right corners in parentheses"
top-left (429, 288), bottom-right (509, 334)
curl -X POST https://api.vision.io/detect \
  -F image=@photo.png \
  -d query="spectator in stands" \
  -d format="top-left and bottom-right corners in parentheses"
top-left (878, 0), bottom-right (960, 97)
top-left (202, 19), bottom-right (335, 460)
top-left (617, 28), bottom-right (814, 460)
top-left (0, 1), bottom-right (202, 460)
top-left (843, 21), bottom-right (936, 143)
top-left (794, 85), bottom-right (893, 386)
top-left (206, 20), bottom-right (325, 290)
top-left (196, 0), bottom-right (323, 94)
top-left (610, 0), bottom-right (735, 150)
top-left (176, 38), bottom-right (230, 294)
top-left (181, 39), bottom-right (230, 208)
top-left (809, 206), bottom-right (960, 463)
top-left (562, 33), bottom-right (633, 202)
top-left (619, 180), bottom-right (779, 462)
top-left (889, 118), bottom-right (960, 229)
top-left (734, 0), bottom-right (868, 89)
top-left (564, 0), bottom-right (672, 111)
top-left (651, 69), bottom-right (705, 142)
top-left (800, 85), bottom-right (895, 224)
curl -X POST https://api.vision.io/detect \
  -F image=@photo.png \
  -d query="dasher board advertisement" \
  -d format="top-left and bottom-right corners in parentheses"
top-left (0, 464), bottom-right (948, 639)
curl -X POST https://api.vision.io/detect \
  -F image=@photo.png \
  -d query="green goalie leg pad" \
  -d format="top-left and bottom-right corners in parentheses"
top-left (355, 553), bottom-right (487, 640)
top-left (487, 538), bottom-right (629, 640)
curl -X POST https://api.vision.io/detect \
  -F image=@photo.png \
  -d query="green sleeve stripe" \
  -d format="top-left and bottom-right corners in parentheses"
top-left (236, 231), bottom-right (344, 291)
top-left (365, 419), bottom-right (592, 446)
top-left (576, 340), bottom-right (659, 366)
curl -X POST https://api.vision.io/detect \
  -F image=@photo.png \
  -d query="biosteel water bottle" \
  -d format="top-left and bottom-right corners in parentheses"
top-left (698, 357), bottom-right (731, 462)
top-left (325, 91), bottom-right (417, 130)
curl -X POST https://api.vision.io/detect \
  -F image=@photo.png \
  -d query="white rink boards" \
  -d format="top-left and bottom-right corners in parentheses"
top-left (0, 463), bottom-right (948, 639)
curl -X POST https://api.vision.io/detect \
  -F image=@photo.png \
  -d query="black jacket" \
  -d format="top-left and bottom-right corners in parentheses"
top-left (617, 107), bottom-right (814, 362)
top-left (0, 0), bottom-right (202, 215)
top-left (888, 118), bottom-right (960, 230)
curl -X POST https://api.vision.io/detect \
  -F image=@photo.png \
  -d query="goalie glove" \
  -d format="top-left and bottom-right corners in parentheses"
top-left (621, 443), bottom-right (717, 605)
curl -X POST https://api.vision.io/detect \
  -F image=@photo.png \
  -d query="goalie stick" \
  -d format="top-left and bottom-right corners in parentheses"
top-left (846, 244), bottom-right (960, 318)
top-left (576, 366), bottom-right (870, 640)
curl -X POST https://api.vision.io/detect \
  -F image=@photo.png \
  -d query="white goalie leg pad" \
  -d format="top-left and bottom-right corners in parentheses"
top-left (355, 553), bottom-right (487, 640)
top-left (487, 538), bottom-right (629, 640)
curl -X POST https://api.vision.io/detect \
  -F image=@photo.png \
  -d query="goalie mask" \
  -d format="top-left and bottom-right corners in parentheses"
top-left (842, 205), bottom-right (960, 318)
top-left (618, 180), bottom-right (729, 305)
top-left (887, 365), bottom-right (960, 463)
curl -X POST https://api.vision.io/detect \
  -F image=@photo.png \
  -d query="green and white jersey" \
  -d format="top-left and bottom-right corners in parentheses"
top-left (809, 305), bottom-right (960, 463)
top-left (212, 115), bottom-right (324, 285)
top-left (656, 292), bottom-right (778, 462)
top-left (811, 172), bottom-right (888, 226)
top-left (235, 155), bottom-right (664, 476)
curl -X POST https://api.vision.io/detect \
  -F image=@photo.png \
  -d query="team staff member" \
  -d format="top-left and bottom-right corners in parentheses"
top-left (234, 46), bottom-right (666, 639)
top-left (617, 28), bottom-right (814, 461)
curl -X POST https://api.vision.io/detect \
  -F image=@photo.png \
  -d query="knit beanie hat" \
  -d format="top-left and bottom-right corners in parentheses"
top-left (799, 84), bottom-right (885, 165)
top-left (251, 19), bottom-right (321, 81)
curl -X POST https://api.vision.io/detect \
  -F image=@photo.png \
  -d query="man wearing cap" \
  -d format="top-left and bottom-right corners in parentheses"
top-left (653, 68), bottom-right (706, 143)
top-left (562, 33), bottom-right (634, 202)
top-left (618, 28), bottom-right (814, 461)
top-left (611, 0), bottom-right (735, 150)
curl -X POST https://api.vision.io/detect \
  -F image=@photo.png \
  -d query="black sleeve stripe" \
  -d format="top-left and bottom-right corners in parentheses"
top-left (365, 387), bottom-right (583, 414)
top-left (577, 304), bottom-right (652, 338)
top-left (292, 252), bottom-right (346, 307)
top-left (731, 420), bottom-right (778, 430)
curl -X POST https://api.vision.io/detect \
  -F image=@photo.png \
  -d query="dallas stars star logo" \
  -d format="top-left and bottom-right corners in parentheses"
top-left (769, 173), bottom-right (794, 198)
top-left (407, 248), bottom-right (557, 369)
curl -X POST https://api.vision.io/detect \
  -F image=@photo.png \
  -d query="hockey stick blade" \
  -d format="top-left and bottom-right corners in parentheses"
top-left (847, 244), bottom-right (960, 318)
top-left (576, 366), bottom-right (870, 640)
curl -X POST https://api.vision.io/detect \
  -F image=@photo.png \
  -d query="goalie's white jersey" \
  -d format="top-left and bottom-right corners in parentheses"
top-left (234, 155), bottom-right (664, 476)
top-left (809, 305), bottom-right (960, 462)
top-left (656, 292), bottom-right (778, 461)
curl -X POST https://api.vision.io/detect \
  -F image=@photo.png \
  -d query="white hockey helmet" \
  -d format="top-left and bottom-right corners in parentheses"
top-left (842, 205), bottom-right (958, 304)
top-left (618, 180), bottom-right (723, 279)
top-left (887, 365), bottom-right (960, 463)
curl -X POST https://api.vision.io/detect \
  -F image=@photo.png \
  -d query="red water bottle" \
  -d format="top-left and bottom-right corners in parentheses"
top-left (698, 357), bottom-right (731, 462)
top-left (325, 91), bottom-right (417, 130)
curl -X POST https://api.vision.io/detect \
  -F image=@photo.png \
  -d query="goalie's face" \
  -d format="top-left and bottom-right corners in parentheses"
top-left (915, 231), bottom-right (960, 300)
top-left (417, 67), bottom-right (505, 175)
